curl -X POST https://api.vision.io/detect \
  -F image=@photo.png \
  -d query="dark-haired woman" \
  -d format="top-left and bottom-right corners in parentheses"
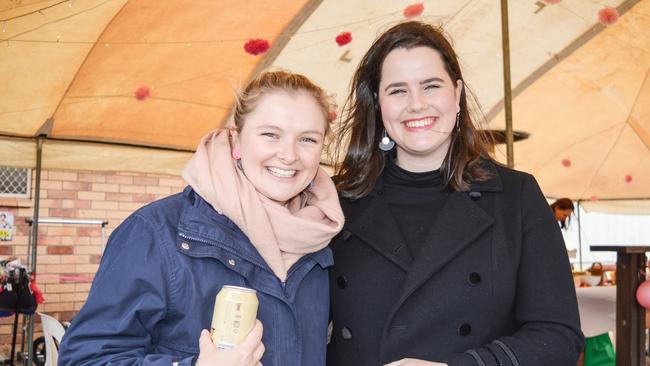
top-left (327, 21), bottom-right (583, 366)
top-left (550, 198), bottom-right (575, 229)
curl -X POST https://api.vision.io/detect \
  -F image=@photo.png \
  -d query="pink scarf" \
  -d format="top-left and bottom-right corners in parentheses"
top-left (182, 130), bottom-right (344, 281)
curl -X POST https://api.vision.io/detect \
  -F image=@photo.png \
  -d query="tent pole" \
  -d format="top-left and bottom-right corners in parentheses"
top-left (26, 136), bottom-right (44, 366)
top-left (500, 0), bottom-right (514, 168)
top-left (577, 200), bottom-right (583, 271)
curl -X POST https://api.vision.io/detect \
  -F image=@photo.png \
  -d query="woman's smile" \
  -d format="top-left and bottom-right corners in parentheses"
top-left (401, 116), bottom-right (438, 131)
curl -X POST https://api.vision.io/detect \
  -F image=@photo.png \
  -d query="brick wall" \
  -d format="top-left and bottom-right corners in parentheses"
top-left (0, 168), bottom-right (185, 350)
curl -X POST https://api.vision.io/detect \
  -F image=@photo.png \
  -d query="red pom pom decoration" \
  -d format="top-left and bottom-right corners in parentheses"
top-left (625, 174), bottom-right (633, 183)
top-left (30, 281), bottom-right (45, 304)
top-left (561, 158), bottom-right (572, 167)
top-left (244, 39), bottom-right (270, 56)
top-left (404, 3), bottom-right (424, 17)
top-left (335, 32), bottom-right (352, 47)
top-left (598, 7), bottom-right (619, 25)
top-left (134, 86), bottom-right (150, 101)
top-left (637, 281), bottom-right (650, 308)
top-left (543, 0), bottom-right (561, 4)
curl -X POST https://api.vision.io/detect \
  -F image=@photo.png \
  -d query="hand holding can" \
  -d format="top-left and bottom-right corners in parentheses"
top-left (210, 285), bottom-right (259, 349)
top-left (197, 321), bottom-right (265, 366)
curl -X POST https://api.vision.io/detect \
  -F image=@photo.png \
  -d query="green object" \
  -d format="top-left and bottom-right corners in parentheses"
top-left (584, 333), bottom-right (615, 366)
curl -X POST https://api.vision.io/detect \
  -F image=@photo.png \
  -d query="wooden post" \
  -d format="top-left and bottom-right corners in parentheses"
top-left (591, 246), bottom-right (648, 366)
top-left (499, 0), bottom-right (514, 168)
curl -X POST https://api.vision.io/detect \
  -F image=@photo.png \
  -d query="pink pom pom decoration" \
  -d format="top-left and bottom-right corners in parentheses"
top-left (404, 3), bottom-right (424, 17)
top-left (598, 7), bottom-right (619, 25)
top-left (134, 86), bottom-right (150, 101)
top-left (636, 281), bottom-right (650, 309)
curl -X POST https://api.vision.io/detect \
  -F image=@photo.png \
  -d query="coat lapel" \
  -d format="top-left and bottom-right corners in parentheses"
top-left (346, 196), bottom-right (412, 271)
top-left (391, 191), bottom-right (495, 311)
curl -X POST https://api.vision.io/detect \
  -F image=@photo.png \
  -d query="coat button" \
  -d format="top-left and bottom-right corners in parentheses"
top-left (337, 276), bottom-right (348, 289)
top-left (228, 259), bottom-right (236, 266)
top-left (458, 323), bottom-right (472, 336)
top-left (181, 242), bottom-right (190, 250)
top-left (341, 326), bottom-right (353, 340)
top-left (468, 272), bottom-right (481, 285)
top-left (468, 191), bottom-right (481, 201)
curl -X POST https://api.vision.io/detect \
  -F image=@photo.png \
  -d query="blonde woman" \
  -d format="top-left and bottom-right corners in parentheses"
top-left (59, 71), bottom-right (344, 366)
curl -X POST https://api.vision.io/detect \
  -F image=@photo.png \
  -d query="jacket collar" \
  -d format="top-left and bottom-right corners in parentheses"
top-left (345, 159), bottom-right (498, 322)
top-left (177, 187), bottom-right (334, 271)
top-left (391, 190), bottom-right (494, 308)
top-left (366, 158), bottom-right (503, 197)
top-left (346, 159), bottom-right (502, 272)
top-left (346, 198), bottom-right (412, 271)
top-left (380, 187), bottom-right (495, 343)
top-left (468, 159), bottom-right (503, 193)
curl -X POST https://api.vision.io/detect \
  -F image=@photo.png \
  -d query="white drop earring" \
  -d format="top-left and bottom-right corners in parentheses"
top-left (378, 129), bottom-right (395, 151)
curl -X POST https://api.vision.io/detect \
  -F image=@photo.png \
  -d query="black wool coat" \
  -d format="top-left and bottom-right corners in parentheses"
top-left (327, 161), bottom-right (584, 366)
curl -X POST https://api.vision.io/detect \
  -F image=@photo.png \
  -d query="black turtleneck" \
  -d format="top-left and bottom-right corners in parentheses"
top-left (382, 155), bottom-right (449, 258)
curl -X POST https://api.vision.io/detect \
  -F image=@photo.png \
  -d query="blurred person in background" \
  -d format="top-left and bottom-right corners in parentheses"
top-left (550, 198), bottom-right (575, 230)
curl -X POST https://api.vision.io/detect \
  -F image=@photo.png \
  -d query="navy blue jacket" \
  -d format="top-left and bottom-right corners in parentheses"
top-left (59, 187), bottom-right (333, 366)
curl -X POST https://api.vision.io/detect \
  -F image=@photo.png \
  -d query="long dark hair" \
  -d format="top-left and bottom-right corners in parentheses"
top-left (332, 21), bottom-right (494, 199)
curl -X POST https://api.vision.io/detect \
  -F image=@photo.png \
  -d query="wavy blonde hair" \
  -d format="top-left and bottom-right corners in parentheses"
top-left (233, 71), bottom-right (334, 137)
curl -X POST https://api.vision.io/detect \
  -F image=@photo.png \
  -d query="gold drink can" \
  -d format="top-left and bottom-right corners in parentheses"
top-left (210, 285), bottom-right (259, 349)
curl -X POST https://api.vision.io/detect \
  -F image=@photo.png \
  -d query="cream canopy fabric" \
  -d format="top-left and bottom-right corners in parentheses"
top-left (1, 0), bottom-right (313, 173)
top-left (1, 0), bottom-right (648, 213)
top-left (489, 0), bottom-right (650, 213)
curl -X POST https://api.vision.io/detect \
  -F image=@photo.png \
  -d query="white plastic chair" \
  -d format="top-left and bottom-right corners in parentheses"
top-left (38, 312), bottom-right (66, 366)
